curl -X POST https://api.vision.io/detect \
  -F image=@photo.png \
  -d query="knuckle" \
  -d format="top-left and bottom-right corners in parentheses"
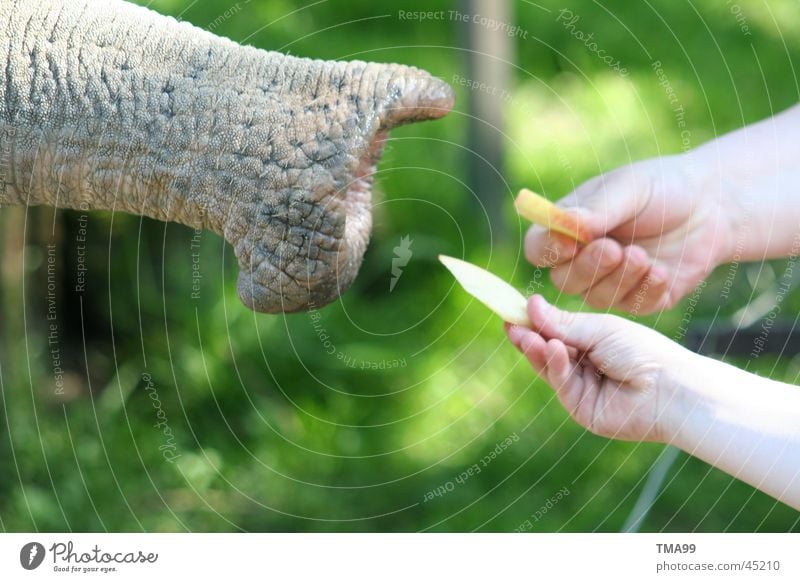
top-left (588, 282), bottom-right (614, 304)
top-left (558, 309), bottom-right (578, 329)
top-left (549, 268), bottom-right (568, 290)
top-left (584, 294), bottom-right (609, 310)
top-left (624, 248), bottom-right (649, 269)
top-left (561, 277), bottom-right (586, 294)
top-left (557, 281), bottom-right (577, 295)
top-left (520, 334), bottom-right (536, 355)
top-left (623, 264), bottom-right (647, 283)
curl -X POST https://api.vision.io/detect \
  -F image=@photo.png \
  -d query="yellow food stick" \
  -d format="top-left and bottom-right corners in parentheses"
top-left (515, 188), bottom-right (592, 244)
top-left (439, 255), bottom-right (530, 326)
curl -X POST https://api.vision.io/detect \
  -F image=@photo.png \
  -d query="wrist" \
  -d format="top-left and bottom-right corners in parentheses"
top-left (677, 149), bottom-right (744, 267)
top-left (681, 144), bottom-right (755, 267)
top-left (654, 350), bottom-right (746, 446)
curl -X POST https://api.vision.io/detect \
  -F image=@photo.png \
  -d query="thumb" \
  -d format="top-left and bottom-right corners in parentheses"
top-left (524, 165), bottom-right (649, 267)
top-left (527, 295), bottom-right (623, 351)
top-left (559, 165), bottom-right (653, 238)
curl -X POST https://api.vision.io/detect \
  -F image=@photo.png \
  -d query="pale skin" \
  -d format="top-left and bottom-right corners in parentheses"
top-left (513, 104), bottom-right (800, 510)
top-left (525, 104), bottom-right (800, 313)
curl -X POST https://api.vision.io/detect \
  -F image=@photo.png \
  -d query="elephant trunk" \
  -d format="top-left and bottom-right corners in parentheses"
top-left (0, 0), bottom-right (454, 312)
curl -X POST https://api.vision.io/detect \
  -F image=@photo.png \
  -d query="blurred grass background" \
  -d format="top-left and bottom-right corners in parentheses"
top-left (1, 0), bottom-right (799, 532)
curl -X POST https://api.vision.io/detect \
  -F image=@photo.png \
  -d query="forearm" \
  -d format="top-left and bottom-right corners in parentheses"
top-left (689, 103), bottom-right (800, 262)
top-left (665, 356), bottom-right (800, 509)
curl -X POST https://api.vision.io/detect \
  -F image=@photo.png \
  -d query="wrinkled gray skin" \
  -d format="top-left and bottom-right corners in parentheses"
top-left (0, 0), bottom-right (453, 312)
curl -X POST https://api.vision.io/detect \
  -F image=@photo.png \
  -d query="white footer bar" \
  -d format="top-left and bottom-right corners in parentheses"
top-left (0, 533), bottom-right (796, 580)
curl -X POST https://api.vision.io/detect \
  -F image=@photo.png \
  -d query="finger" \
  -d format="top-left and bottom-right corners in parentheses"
top-left (566, 345), bottom-right (580, 360)
top-left (506, 323), bottom-right (532, 353)
top-left (527, 294), bottom-right (621, 351)
top-left (544, 338), bottom-right (571, 389)
top-left (520, 331), bottom-right (549, 373)
top-left (522, 163), bottom-right (651, 269)
top-left (549, 238), bottom-right (624, 295)
top-left (618, 265), bottom-right (672, 314)
top-left (506, 324), bottom-right (548, 373)
top-left (551, 166), bottom-right (652, 239)
top-left (547, 339), bottom-right (595, 421)
top-left (516, 320), bottom-right (578, 359)
top-left (582, 245), bottom-right (650, 309)
top-left (505, 322), bottom-right (525, 348)
top-left (524, 228), bottom-right (580, 267)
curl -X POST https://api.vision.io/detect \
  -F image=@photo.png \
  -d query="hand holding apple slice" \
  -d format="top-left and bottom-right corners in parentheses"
top-left (439, 255), bottom-right (530, 326)
top-left (515, 188), bottom-right (592, 244)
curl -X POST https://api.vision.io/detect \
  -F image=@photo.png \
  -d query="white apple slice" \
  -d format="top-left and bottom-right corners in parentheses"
top-left (439, 255), bottom-right (530, 326)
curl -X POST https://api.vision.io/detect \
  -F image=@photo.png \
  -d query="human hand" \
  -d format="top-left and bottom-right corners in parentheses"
top-left (524, 154), bottom-right (736, 314)
top-left (507, 295), bottom-right (800, 509)
top-left (506, 295), bottom-right (699, 442)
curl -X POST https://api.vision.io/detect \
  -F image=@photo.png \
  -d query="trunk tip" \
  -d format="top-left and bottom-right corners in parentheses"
top-left (383, 71), bottom-right (455, 128)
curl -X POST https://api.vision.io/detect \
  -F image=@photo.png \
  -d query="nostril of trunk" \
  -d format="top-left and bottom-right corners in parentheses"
top-left (379, 70), bottom-right (456, 129)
